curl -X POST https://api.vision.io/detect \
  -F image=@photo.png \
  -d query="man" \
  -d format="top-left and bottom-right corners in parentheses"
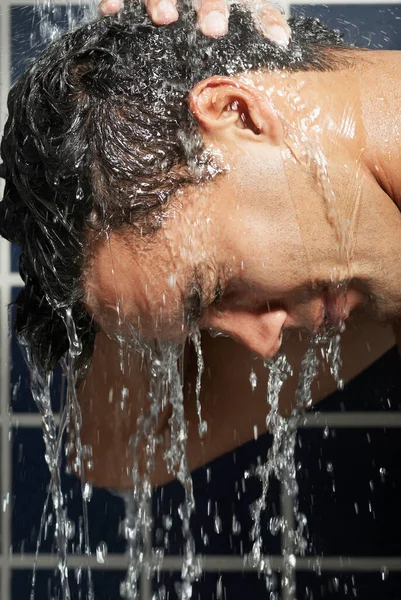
top-left (0, 4), bottom-right (399, 489)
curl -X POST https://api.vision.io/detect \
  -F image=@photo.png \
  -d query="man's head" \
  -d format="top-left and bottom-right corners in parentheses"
top-left (0, 4), bottom-right (350, 368)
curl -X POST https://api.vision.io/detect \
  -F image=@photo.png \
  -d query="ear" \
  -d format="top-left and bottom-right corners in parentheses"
top-left (188, 76), bottom-right (284, 145)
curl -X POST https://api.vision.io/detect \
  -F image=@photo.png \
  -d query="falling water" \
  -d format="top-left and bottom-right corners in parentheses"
top-left (18, 334), bottom-right (71, 600)
top-left (34, 0), bottom-right (98, 43)
top-left (244, 74), bottom-right (352, 592)
top-left (190, 329), bottom-right (208, 437)
top-left (62, 308), bottom-right (94, 600)
top-left (20, 3), bottom-right (354, 599)
top-left (111, 336), bottom-right (202, 600)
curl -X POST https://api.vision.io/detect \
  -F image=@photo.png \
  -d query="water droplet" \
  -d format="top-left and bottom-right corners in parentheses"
top-left (232, 515), bottom-right (241, 535)
top-left (332, 577), bottom-right (340, 591)
top-left (65, 519), bottom-right (75, 540)
top-left (269, 516), bottom-right (283, 536)
top-left (214, 516), bottom-right (222, 534)
top-left (76, 186), bottom-right (84, 201)
top-left (96, 541), bottom-right (108, 564)
top-left (2, 492), bottom-right (10, 513)
top-left (249, 369), bottom-right (258, 390)
top-left (83, 482), bottom-right (93, 502)
top-left (216, 575), bottom-right (223, 599)
top-left (288, 554), bottom-right (296, 568)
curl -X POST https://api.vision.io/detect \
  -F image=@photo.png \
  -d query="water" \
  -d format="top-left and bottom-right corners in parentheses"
top-left (190, 329), bottom-right (208, 437)
top-left (20, 307), bottom-right (96, 600)
top-left (34, 0), bottom-right (98, 42)
top-left (19, 3), bottom-right (352, 599)
top-left (246, 330), bottom-right (344, 592)
top-left (113, 339), bottom-right (201, 600)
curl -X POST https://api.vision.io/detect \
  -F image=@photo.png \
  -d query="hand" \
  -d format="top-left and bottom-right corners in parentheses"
top-left (99, 0), bottom-right (290, 45)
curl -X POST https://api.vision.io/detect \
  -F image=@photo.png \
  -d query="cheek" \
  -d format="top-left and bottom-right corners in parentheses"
top-left (223, 202), bottom-right (309, 293)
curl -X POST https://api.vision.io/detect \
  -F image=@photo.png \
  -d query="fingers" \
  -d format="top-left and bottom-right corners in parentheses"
top-left (145, 0), bottom-right (179, 25)
top-left (255, 4), bottom-right (291, 46)
top-left (240, 1), bottom-right (290, 46)
top-left (98, 0), bottom-right (123, 16)
top-left (97, 0), bottom-right (291, 46)
top-left (196, 0), bottom-right (229, 37)
top-left (99, 0), bottom-right (179, 25)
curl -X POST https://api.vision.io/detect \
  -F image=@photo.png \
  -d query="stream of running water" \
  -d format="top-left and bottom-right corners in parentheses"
top-left (18, 2), bottom-right (354, 599)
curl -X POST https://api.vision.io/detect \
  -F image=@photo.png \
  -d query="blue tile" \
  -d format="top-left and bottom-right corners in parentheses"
top-left (153, 433), bottom-right (281, 557)
top-left (297, 428), bottom-right (401, 556)
top-left (312, 347), bottom-right (401, 412)
top-left (153, 571), bottom-right (281, 600)
top-left (11, 244), bottom-right (20, 274)
top-left (12, 428), bottom-right (126, 554)
top-left (296, 571), bottom-right (401, 599)
top-left (13, 569), bottom-right (125, 600)
top-left (11, 5), bottom-right (86, 83)
top-left (291, 4), bottom-right (401, 50)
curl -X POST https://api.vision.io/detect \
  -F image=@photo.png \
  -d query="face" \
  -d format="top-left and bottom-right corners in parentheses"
top-left (85, 132), bottom-right (362, 359)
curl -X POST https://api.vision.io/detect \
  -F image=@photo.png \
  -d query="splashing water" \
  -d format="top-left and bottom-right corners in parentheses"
top-left (116, 339), bottom-right (201, 600)
top-left (159, 343), bottom-right (202, 599)
top-left (247, 330), bottom-right (343, 592)
top-left (34, 0), bottom-right (98, 43)
top-left (190, 329), bottom-right (208, 437)
top-left (21, 4), bottom-right (354, 599)
top-left (19, 311), bottom-right (94, 600)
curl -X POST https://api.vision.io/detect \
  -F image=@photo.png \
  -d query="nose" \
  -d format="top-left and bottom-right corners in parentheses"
top-left (206, 307), bottom-right (287, 359)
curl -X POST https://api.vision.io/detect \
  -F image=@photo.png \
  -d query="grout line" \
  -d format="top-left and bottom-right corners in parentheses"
top-left (298, 412), bottom-right (401, 428)
top-left (0, 274), bottom-right (22, 287)
top-left (6, 411), bottom-right (401, 428)
top-left (8, 413), bottom-right (60, 427)
top-left (7, 553), bottom-right (401, 572)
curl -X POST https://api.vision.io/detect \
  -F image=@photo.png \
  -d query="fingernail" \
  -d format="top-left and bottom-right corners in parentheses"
top-left (200, 10), bottom-right (228, 37)
top-left (100, 0), bottom-right (123, 15)
top-left (155, 0), bottom-right (178, 23)
top-left (266, 24), bottom-right (290, 46)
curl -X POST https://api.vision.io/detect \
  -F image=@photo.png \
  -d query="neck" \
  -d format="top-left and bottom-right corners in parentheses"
top-left (258, 50), bottom-right (401, 321)
top-left (257, 50), bottom-right (401, 208)
top-left (355, 50), bottom-right (401, 208)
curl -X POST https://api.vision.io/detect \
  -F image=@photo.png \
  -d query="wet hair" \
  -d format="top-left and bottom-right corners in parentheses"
top-left (0, 3), bottom-right (349, 371)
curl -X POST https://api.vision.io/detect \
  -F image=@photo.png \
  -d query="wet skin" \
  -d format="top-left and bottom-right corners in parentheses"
top-left (79, 50), bottom-right (401, 488)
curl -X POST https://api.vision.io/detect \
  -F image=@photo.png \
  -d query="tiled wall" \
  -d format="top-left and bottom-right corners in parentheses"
top-left (2, 2), bottom-right (401, 599)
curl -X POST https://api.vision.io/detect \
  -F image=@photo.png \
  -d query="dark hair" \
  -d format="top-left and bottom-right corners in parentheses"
top-left (0, 3), bottom-right (349, 371)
